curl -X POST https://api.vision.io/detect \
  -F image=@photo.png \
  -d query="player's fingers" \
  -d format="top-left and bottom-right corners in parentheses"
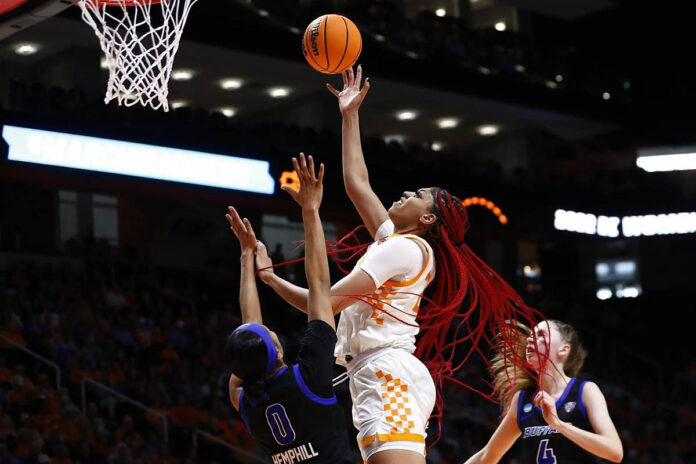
top-left (356, 64), bottom-right (362, 86)
top-left (281, 184), bottom-right (299, 201)
top-left (299, 152), bottom-right (308, 174)
top-left (242, 217), bottom-right (255, 236)
top-left (317, 163), bottom-right (325, 185)
top-left (307, 155), bottom-right (316, 179)
top-left (360, 77), bottom-right (370, 96)
top-left (326, 83), bottom-right (340, 96)
top-left (227, 207), bottom-right (245, 230)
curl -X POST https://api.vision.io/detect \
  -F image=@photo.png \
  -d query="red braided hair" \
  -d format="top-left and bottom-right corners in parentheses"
top-left (413, 188), bottom-right (545, 444)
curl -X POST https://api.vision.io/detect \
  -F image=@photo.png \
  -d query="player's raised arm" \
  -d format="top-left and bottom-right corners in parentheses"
top-left (463, 392), bottom-right (522, 464)
top-left (225, 206), bottom-right (262, 325)
top-left (281, 153), bottom-right (334, 328)
top-left (327, 65), bottom-right (388, 238)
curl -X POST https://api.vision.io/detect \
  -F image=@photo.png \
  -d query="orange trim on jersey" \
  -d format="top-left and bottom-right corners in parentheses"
top-left (359, 433), bottom-right (425, 448)
top-left (384, 235), bottom-right (432, 287)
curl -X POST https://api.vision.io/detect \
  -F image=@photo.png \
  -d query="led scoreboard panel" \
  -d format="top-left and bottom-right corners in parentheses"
top-left (3, 125), bottom-right (275, 194)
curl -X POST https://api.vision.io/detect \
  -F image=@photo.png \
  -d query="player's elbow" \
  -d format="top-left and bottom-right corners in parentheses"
top-left (607, 446), bottom-right (623, 462)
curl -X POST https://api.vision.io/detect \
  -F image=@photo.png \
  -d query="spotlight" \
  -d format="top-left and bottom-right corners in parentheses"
top-left (218, 107), bottom-right (237, 118)
top-left (437, 118), bottom-right (459, 129)
top-left (14, 43), bottom-right (39, 55)
top-left (171, 69), bottom-right (195, 81)
top-left (220, 79), bottom-right (244, 90)
top-left (268, 87), bottom-right (291, 98)
top-left (396, 110), bottom-right (418, 121)
top-left (476, 125), bottom-right (499, 136)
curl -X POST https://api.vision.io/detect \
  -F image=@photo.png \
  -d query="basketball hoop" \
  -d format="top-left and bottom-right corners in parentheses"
top-left (77, 0), bottom-right (199, 111)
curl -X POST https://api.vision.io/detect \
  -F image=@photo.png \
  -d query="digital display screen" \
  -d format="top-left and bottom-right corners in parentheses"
top-left (3, 125), bottom-right (275, 194)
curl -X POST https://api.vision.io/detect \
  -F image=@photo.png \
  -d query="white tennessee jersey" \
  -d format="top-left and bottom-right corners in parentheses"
top-left (334, 219), bottom-right (435, 365)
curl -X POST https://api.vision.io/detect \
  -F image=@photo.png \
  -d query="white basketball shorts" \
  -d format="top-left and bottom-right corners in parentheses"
top-left (347, 348), bottom-right (436, 461)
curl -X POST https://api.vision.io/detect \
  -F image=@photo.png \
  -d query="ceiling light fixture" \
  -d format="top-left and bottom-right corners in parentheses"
top-left (477, 125), bottom-right (499, 136)
top-left (383, 134), bottom-right (405, 144)
top-left (171, 69), bottom-right (195, 81)
top-left (437, 118), bottom-right (459, 129)
top-left (396, 110), bottom-right (418, 121)
top-left (268, 87), bottom-right (291, 98)
top-left (218, 107), bottom-right (237, 118)
top-left (495, 22), bottom-right (506, 32)
top-left (220, 78), bottom-right (244, 90)
top-left (14, 43), bottom-right (39, 55)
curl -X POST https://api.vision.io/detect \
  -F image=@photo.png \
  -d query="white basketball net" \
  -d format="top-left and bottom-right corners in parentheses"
top-left (77, 0), bottom-right (199, 111)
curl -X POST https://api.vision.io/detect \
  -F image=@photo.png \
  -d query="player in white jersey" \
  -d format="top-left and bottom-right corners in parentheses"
top-left (258, 203), bottom-right (439, 463)
top-left (258, 66), bottom-right (542, 464)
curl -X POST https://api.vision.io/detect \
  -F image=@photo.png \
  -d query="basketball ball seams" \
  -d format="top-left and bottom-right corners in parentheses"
top-left (303, 17), bottom-right (326, 71)
top-left (323, 15), bottom-right (330, 71)
top-left (329, 16), bottom-right (350, 74)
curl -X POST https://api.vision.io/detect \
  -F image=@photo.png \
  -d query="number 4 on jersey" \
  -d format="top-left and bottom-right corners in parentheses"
top-left (537, 439), bottom-right (557, 464)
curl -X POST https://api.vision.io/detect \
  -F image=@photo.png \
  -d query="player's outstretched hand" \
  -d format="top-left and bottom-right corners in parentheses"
top-left (254, 241), bottom-right (275, 284)
top-left (326, 64), bottom-right (370, 115)
top-left (226, 206), bottom-right (257, 253)
top-left (281, 153), bottom-right (324, 211)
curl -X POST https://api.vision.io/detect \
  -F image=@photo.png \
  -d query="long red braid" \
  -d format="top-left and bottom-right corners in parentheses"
top-left (413, 188), bottom-right (545, 444)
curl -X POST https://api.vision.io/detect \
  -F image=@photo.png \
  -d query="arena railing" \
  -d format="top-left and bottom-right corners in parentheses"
top-left (81, 378), bottom-right (170, 445)
top-left (0, 333), bottom-right (61, 390)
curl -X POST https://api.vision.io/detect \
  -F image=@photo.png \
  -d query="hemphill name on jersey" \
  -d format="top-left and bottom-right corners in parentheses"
top-left (523, 425), bottom-right (559, 438)
top-left (271, 443), bottom-right (319, 464)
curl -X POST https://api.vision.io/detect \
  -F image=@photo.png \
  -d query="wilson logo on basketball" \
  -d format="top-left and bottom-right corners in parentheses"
top-left (310, 20), bottom-right (321, 57)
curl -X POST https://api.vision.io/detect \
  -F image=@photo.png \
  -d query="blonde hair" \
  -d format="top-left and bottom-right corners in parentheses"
top-left (491, 320), bottom-right (587, 413)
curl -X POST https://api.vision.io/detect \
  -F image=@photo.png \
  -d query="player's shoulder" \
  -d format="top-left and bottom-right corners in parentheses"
top-left (374, 219), bottom-right (395, 240)
top-left (578, 379), bottom-right (602, 395)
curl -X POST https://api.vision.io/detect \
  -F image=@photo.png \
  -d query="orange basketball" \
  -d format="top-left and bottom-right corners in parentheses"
top-left (302, 14), bottom-right (362, 74)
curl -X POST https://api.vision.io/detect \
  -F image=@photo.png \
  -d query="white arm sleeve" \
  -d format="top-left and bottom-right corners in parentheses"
top-left (356, 236), bottom-right (425, 288)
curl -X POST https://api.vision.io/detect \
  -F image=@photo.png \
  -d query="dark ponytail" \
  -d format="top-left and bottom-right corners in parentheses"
top-left (225, 324), bottom-right (281, 404)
